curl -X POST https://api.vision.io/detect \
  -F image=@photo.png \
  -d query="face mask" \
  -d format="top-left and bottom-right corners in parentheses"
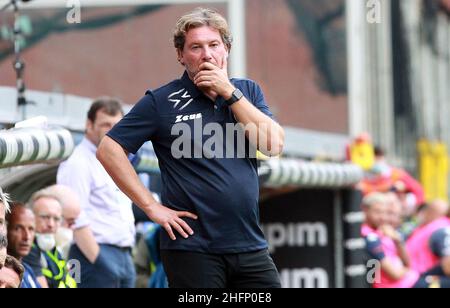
top-left (36, 233), bottom-right (56, 252)
top-left (371, 161), bottom-right (390, 176)
top-left (55, 227), bottom-right (74, 248)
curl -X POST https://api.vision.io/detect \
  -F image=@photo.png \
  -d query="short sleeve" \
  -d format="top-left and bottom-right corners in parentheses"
top-left (364, 233), bottom-right (386, 261)
top-left (249, 81), bottom-right (274, 119)
top-left (107, 91), bottom-right (160, 154)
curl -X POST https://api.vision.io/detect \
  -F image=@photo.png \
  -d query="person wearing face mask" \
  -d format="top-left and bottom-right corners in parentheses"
top-left (58, 98), bottom-right (138, 288)
top-left (358, 146), bottom-right (425, 216)
top-left (23, 190), bottom-right (77, 288)
top-left (34, 185), bottom-right (81, 259)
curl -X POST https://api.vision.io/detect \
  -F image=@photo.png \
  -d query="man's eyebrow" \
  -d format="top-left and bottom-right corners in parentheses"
top-left (189, 38), bottom-right (221, 45)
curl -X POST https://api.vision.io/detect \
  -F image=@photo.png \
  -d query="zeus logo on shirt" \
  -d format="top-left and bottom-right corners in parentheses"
top-left (175, 113), bottom-right (202, 123)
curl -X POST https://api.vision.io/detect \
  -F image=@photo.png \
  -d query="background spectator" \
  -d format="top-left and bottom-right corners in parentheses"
top-left (0, 187), bottom-right (11, 232)
top-left (0, 233), bottom-right (7, 270)
top-left (0, 255), bottom-right (24, 288)
top-left (34, 185), bottom-right (81, 258)
top-left (57, 98), bottom-right (136, 288)
top-left (6, 204), bottom-right (41, 288)
top-left (23, 190), bottom-right (76, 288)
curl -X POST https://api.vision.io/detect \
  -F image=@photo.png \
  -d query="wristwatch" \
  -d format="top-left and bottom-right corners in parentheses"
top-left (225, 88), bottom-right (244, 106)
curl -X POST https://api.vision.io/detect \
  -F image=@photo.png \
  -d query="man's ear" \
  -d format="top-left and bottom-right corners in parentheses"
top-left (177, 49), bottom-right (184, 66)
top-left (86, 120), bottom-right (93, 132)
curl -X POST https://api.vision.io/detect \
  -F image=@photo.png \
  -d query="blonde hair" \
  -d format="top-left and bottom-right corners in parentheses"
top-left (173, 7), bottom-right (233, 51)
top-left (362, 192), bottom-right (387, 209)
top-left (0, 187), bottom-right (11, 213)
top-left (29, 187), bottom-right (62, 212)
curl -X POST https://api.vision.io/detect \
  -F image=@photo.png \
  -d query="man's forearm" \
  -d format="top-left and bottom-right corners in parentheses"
top-left (97, 136), bottom-right (158, 214)
top-left (230, 98), bottom-right (285, 156)
top-left (97, 136), bottom-right (198, 241)
top-left (395, 241), bottom-right (410, 267)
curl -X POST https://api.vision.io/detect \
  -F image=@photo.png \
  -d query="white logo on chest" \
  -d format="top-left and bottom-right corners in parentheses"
top-left (175, 113), bottom-right (202, 123)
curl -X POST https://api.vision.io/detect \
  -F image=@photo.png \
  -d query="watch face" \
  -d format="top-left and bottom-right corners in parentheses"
top-left (226, 88), bottom-right (243, 106)
top-left (234, 89), bottom-right (243, 100)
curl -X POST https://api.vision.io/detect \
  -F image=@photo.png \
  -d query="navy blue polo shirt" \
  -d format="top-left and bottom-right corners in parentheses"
top-left (107, 71), bottom-right (274, 254)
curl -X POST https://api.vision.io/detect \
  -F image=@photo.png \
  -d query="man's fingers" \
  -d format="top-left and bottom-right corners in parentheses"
top-left (194, 70), bottom-right (214, 81)
top-left (171, 220), bottom-right (189, 239)
top-left (194, 74), bottom-right (212, 83)
top-left (175, 217), bottom-right (194, 236)
top-left (164, 223), bottom-right (176, 241)
top-left (199, 62), bottom-right (216, 71)
top-left (178, 211), bottom-right (198, 220)
top-left (222, 53), bottom-right (228, 71)
top-left (195, 78), bottom-right (215, 88)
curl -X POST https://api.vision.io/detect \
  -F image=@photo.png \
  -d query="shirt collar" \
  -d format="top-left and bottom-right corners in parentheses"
top-left (180, 70), bottom-right (230, 108)
top-left (81, 137), bottom-right (97, 154)
top-left (180, 70), bottom-right (202, 99)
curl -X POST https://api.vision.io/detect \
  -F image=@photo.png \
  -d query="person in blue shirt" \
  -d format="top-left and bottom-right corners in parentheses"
top-left (21, 262), bottom-right (41, 289)
top-left (98, 7), bottom-right (285, 288)
top-left (6, 204), bottom-right (41, 288)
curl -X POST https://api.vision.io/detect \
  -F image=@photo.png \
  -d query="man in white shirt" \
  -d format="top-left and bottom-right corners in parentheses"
top-left (57, 97), bottom-right (136, 288)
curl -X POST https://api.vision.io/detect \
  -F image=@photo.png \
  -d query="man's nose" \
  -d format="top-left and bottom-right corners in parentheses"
top-left (48, 220), bottom-right (56, 232)
top-left (201, 47), bottom-right (213, 61)
top-left (23, 230), bottom-right (32, 241)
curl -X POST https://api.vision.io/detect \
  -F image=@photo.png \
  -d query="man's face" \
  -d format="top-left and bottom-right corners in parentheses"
top-left (34, 197), bottom-right (62, 234)
top-left (0, 267), bottom-right (21, 289)
top-left (387, 201), bottom-right (403, 229)
top-left (62, 206), bottom-right (80, 229)
top-left (0, 202), bottom-right (5, 232)
top-left (64, 209), bottom-right (80, 229)
top-left (86, 110), bottom-right (123, 147)
top-left (365, 202), bottom-right (389, 229)
top-left (7, 208), bottom-right (35, 259)
top-left (0, 247), bottom-right (6, 270)
top-left (177, 26), bottom-right (229, 79)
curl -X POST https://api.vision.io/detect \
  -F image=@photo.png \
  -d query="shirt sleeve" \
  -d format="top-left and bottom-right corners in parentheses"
top-left (107, 91), bottom-right (160, 154)
top-left (430, 228), bottom-right (450, 258)
top-left (248, 80), bottom-right (274, 120)
top-left (57, 158), bottom-right (92, 229)
top-left (365, 233), bottom-right (386, 261)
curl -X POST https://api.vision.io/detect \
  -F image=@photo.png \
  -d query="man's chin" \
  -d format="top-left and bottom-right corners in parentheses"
top-left (19, 248), bottom-right (31, 255)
